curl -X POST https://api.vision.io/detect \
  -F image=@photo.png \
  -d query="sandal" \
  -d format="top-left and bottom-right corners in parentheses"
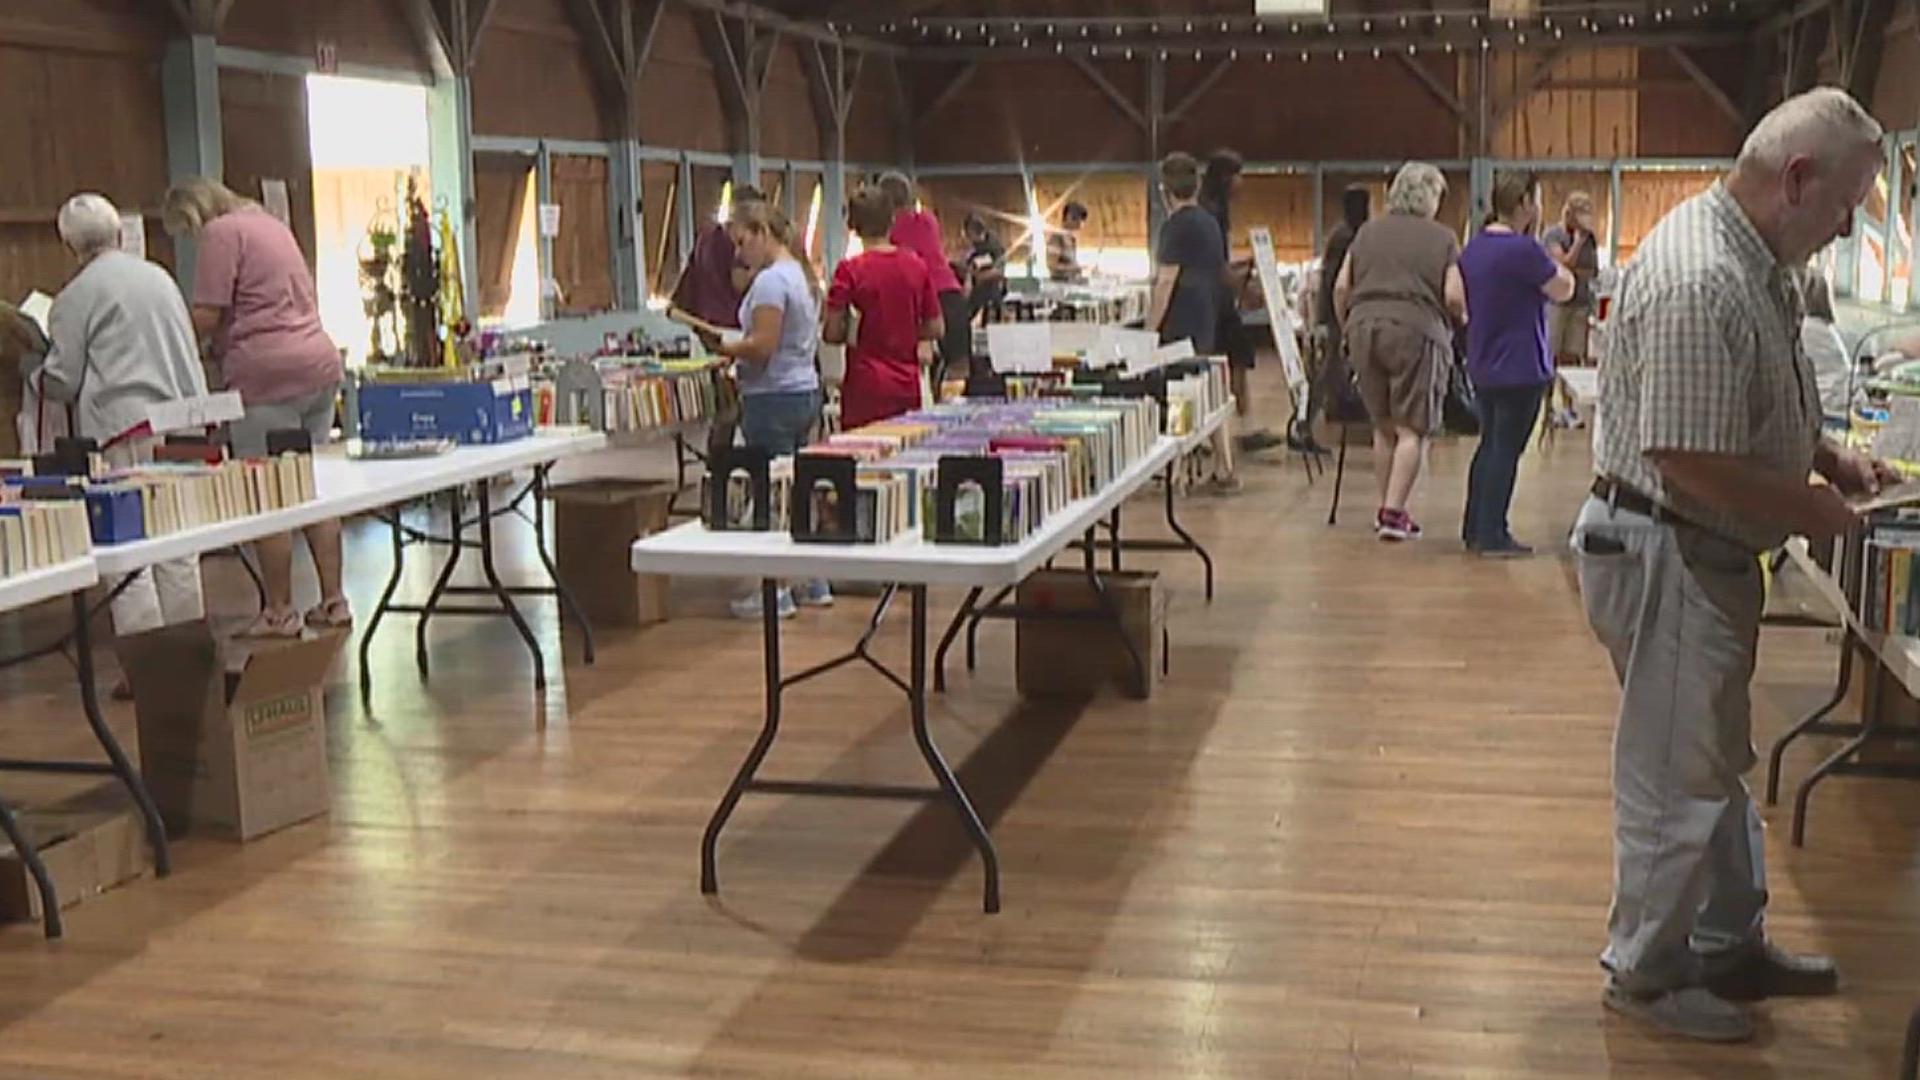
top-left (304, 597), bottom-right (354, 630)
top-left (238, 609), bottom-right (304, 639)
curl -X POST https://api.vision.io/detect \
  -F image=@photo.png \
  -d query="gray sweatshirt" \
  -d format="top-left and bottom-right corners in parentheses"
top-left (36, 251), bottom-right (208, 443)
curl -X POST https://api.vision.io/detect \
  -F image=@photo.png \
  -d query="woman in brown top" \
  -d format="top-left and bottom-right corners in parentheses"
top-left (1334, 162), bottom-right (1467, 541)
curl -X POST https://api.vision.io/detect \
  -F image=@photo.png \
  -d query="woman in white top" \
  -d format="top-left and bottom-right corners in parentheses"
top-left (698, 200), bottom-right (827, 620)
top-left (32, 193), bottom-right (209, 637)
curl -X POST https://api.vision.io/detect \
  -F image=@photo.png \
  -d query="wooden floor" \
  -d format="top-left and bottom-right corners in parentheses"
top-left (2, 367), bottom-right (1918, 1078)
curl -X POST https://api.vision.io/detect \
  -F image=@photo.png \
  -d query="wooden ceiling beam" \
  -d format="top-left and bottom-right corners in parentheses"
top-left (1069, 57), bottom-right (1148, 131)
top-left (1667, 46), bottom-right (1744, 126)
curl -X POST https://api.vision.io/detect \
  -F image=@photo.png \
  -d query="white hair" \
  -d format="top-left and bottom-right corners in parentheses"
top-left (57, 193), bottom-right (124, 258)
top-left (1386, 162), bottom-right (1447, 219)
top-left (1738, 87), bottom-right (1883, 172)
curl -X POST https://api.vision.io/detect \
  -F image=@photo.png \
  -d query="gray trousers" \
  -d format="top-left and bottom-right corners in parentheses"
top-left (1571, 496), bottom-right (1768, 993)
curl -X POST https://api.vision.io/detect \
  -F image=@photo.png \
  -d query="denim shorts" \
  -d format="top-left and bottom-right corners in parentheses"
top-left (739, 389), bottom-right (821, 455)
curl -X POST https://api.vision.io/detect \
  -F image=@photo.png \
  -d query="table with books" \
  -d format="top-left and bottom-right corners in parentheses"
top-left (631, 397), bottom-right (1185, 913)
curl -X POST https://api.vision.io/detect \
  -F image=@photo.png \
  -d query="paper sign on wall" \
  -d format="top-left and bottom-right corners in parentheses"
top-left (538, 203), bottom-right (562, 238)
top-left (261, 179), bottom-right (292, 227)
top-left (118, 214), bottom-right (146, 260)
top-left (1249, 227), bottom-right (1309, 405)
top-left (986, 323), bottom-right (1053, 374)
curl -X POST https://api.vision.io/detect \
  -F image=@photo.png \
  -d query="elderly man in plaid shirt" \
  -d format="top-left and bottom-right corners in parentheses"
top-left (1573, 88), bottom-right (1894, 1043)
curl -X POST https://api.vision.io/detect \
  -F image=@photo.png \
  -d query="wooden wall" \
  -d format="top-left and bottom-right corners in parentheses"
top-left (1488, 48), bottom-right (1639, 159)
top-left (0, 33), bottom-right (171, 300)
top-left (221, 0), bottom-right (426, 75)
top-left (919, 176), bottom-right (1032, 259)
top-left (1167, 55), bottom-right (1462, 163)
top-left (636, 9), bottom-right (729, 153)
top-left (220, 70), bottom-right (317, 273)
top-left (1868, 5), bottom-right (1920, 132)
top-left (470, 0), bottom-right (613, 141)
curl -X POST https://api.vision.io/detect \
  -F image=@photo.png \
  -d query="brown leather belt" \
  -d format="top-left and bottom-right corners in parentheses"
top-left (1590, 477), bottom-right (1667, 520)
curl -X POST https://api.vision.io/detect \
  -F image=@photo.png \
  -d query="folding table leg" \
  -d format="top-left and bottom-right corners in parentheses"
top-left (416, 487), bottom-right (466, 678)
top-left (1162, 462), bottom-right (1215, 601)
top-left (358, 510), bottom-right (407, 703)
top-left (476, 481), bottom-right (545, 691)
top-left (530, 466), bottom-right (595, 665)
top-left (1792, 650), bottom-right (1885, 847)
top-left (70, 593), bottom-right (170, 877)
top-left (933, 587), bottom-right (983, 692)
top-left (965, 586), bottom-right (1014, 673)
top-left (1108, 508), bottom-right (1122, 574)
top-left (1766, 634), bottom-right (1855, 806)
top-left (1081, 528), bottom-right (1146, 696)
top-left (907, 585), bottom-right (1001, 914)
top-left (701, 578), bottom-right (785, 895)
top-left (0, 796), bottom-right (61, 938)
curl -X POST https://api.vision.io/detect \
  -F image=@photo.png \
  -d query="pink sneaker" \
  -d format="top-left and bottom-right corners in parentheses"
top-left (1376, 508), bottom-right (1423, 542)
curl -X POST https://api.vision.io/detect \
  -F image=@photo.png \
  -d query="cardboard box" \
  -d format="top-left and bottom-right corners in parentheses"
top-left (0, 784), bottom-right (151, 923)
top-left (552, 480), bottom-right (677, 627)
top-left (357, 378), bottom-right (533, 445)
top-left (120, 622), bottom-right (342, 841)
top-left (1015, 569), bottom-right (1166, 700)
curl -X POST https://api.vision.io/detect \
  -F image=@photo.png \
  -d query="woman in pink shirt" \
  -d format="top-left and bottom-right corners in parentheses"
top-left (876, 173), bottom-right (970, 387)
top-left (165, 177), bottom-right (348, 637)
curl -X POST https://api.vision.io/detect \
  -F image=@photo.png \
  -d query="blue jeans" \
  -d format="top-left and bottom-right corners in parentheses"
top-left (739, 389), bottom-right (821, 455)
top-left (1462, 382), bottom-right (1548, 547)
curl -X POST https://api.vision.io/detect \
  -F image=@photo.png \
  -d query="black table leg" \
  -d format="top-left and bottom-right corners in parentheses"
top-left (70, 592), bottom-right (170, 878)
top-left (1108, 508), bottom-right (1122, 573)
top-left (934, 586), bottom-right (983, 692)
top-left (0, 796), bottom-right (61, 938)
top-left (475, 480), bottom-right (546, 691)
top-left (965, 586), bottom-right (1014, 673)
top-left (1901, 1005), bottom-right (1920, 1080)
top-left (1767, 631), bottom-right (1855, 806)
top-left (1081, 527), bottom-right (1146, 696)
top-left (359, 509), bottom-right (407, 704)
top-left (415, 487), bottom-right (466, 678)
top-left (701, 578), bottom-right (785, 895)
top-left (1792, 644), bottom-right (1885, 848)
top-left (906, 584), bottom-right (1000, 914)
top-left (530, 466), bottom-right (595, 665)
top-left (1163, 462), bottom-right (1215, 601)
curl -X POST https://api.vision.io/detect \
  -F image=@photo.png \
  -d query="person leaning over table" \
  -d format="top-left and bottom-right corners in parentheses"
top-left (29, 193), bottom-right (208, 639)
top-left (165, 176), bottom-right (348, 640)
top-left (1571, 87), bottom-right (1893, 1045)
top-left (674, 184), bottom-right (765, 459)
top-left (696, 198), bottom-right (830, 621)
top-left (1332, 161), bottom-right (1467, 542)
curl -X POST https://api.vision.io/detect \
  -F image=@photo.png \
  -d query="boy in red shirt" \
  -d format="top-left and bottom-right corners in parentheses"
top-left (823, 186), bottom-right (944, 430)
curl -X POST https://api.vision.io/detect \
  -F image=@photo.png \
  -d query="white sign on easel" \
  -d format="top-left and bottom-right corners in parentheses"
top-left (1249, 227), bottom-right (1309, 408)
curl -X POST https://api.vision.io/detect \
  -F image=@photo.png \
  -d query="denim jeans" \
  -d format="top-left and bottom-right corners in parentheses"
top-left (739, 389), bottom-right (821, 455)
top-left (1462, 382), bottom-right (1548, 546)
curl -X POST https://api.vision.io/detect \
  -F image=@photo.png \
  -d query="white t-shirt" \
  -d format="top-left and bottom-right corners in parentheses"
top-left (735, 257), bottom-right (821, 397)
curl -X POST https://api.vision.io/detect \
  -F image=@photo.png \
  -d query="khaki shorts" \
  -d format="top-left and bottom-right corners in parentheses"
top-left (1550, 303), bottom-right (1592, 361)
top-left (1348, 318), bottom-right (1447, 436)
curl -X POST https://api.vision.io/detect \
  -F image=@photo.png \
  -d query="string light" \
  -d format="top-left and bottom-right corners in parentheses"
top-left (1336, 48), bottom-right (1346, 60)
top-left (1229, 48), bottom-right (1239, 60)
top-left (1300, 49), bottom-right (1309, 61)
top-left (1264, 49), bottom-right (1274, 60)
top-left (1444, 41), bottom-right (1454, 52)
top-left (1407, 43), bottom-right (1418, 54)
top-left (1371, 46), bottom-right (1381, 58)
top-left (1516, 32), bottom-right (1527, 43)
top-left (1362, 19), bottom-right (1373, 31)
top-left (1090, 44), bottom-right (1099, 56)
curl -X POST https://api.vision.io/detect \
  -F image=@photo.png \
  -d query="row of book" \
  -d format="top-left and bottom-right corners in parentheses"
top-left (702, 398), bottom-right (1159, 546)
top-left (0, 502), bottom-right (90, 582)
top-left (1865, 529), bottom-right (1920, 636)
top-left (530, 357), bottom-right (737, 436)
top-left (1, 453), bottom-right (317, 548)
top-left (1167, 360), bottom-right (1233, 437)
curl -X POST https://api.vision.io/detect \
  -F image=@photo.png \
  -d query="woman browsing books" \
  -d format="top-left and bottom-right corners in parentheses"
top-left (698, 200), bottom-right (831, 619)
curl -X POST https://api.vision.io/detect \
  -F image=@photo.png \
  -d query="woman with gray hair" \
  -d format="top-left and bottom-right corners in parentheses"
top-left (1333, 162), bottom-right (1467, 541)
top-left (31, 192), bottom-right (209, 638)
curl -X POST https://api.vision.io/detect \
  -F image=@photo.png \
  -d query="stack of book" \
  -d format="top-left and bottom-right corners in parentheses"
top-left (1866, 526), bottom-right (1920, 636)
top-left (777, 397), bottom-right (1157, 546)
top-left (592, 358), bottom-right (737, 436)
top-left (1166, 358), bottom-right (1233, 436)
top-left (0, 499), bottom-right (90, 580)
top-left (0, 453), bottom-right (318, 548)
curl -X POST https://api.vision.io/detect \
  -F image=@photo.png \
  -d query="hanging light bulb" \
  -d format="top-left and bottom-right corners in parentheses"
top-left (1264, 50), bottom-right (1274, 60)
top-left (1444, 41), bottom-right (1455, 52)
top-left (1362, 19), bottom-right (1373, 31)
top-left (1371, 45), bottom-right (1381, 58)
top-left (1229, 48), bottom-right (1239, 60)
top-left (1336, 48), bottom-right (1346, 60)
top-left (1517, 32), bottom-right (1527, 43)
top-left (1300, 49), bottom-right (1309, 61)
top-left (1090, 44), bottom-right (1099, 56)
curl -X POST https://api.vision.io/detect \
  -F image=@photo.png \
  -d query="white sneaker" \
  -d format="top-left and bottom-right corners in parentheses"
top-left (793, 579), bottom-right (834, 608)
top-left (730, 589), bottom-right (797, 620)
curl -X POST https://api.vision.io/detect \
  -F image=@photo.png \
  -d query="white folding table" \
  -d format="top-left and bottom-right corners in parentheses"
top-left (632, 435), bottom-right (1184, 913)
top-left (90, 430), bottom-right (609, 702)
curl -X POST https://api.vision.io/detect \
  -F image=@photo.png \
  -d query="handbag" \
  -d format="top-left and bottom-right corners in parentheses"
top-left (1441, 328), bottom-right (1480, 436)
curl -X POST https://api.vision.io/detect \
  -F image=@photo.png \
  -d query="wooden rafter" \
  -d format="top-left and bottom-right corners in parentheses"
top-left (1166, 60), bottom-right (1234, 123)
top-left (1069, 57), bottom-right (1147, 131)
top-left (914, 62), bottom-right (977, 126)
top-left (1394, 54), bottom-right (1469, 122)
top-left (1667, 47), bottom-right (1744, 126)
top-left (1491, 47), bottom-right (1566, 127)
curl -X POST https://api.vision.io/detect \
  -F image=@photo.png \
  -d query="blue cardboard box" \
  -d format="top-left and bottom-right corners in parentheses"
top-left (86, 486), bottom-right (146, 545)
top-left (357, 379), bottom-right (534, 445)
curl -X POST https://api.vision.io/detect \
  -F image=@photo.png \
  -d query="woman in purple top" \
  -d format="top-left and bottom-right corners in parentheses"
top-left (1457, 172), bottom-right (1575, 557)
top-left (165, 177), bottom-right (349, 636)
